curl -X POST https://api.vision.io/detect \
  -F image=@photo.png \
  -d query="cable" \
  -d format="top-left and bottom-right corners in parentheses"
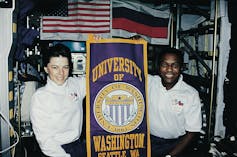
top-left (0, 109), bottom-right (19, 154)
top-left (24, 146), bottom-right (27, 157)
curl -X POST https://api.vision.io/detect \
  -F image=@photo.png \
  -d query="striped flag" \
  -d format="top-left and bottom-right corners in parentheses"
top-left (112, 0), bottom-right (171, 45)
top-left (40, 0), bottom-right (111, 41)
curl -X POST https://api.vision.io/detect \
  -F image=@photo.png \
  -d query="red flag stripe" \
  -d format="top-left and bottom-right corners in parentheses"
top-left (68, 13), bottom-right (110, 17)
top-left (43, 30), bottom-right (110, 33)
top-left (43, 18), bottom-right (110, 23)
top-left (69, 7), bottom-right (110, 12)
top-left (43, 24), bottom-right (110, 28)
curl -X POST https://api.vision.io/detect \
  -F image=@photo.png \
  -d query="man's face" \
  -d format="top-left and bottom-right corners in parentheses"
top-left (44, 56), bottom-right (70, 85)
top-left (159, 53), bottom-right (181, 90)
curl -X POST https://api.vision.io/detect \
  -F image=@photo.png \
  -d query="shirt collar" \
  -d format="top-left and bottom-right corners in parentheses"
top-left (45, 76), bottom-right (68, 94)
top-left (159, 74), bottom-right (183, 91)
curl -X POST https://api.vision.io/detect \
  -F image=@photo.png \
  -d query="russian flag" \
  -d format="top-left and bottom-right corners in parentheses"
top-left (112, 0), bottom-right (171, 45)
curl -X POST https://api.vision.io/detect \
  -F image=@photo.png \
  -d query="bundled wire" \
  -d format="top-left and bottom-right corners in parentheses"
top-left (0, 110), bottom-right (19, 154)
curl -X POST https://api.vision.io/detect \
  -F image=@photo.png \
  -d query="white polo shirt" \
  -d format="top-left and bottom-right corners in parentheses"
top-left (148, 74), bottom-right (202, 139)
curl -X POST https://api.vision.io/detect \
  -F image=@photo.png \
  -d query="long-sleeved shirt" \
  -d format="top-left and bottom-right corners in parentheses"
top-left (30, 76), bottom-right (86, 157)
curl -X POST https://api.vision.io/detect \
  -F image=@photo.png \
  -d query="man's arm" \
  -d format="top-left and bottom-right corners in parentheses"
top-left (169, 131), bottom-right (198, 156)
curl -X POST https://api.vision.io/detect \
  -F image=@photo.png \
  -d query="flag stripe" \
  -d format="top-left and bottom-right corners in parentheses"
top-left (42, 18), bottom-right (110, 22)
top-left (43, 21), bottom-right (110, 26)
top-left (113, 18), bottom-right (168, 38)
top-left (68, 9), bottom-right (110, 16)
top-left (44, 24), bottom-right (109, 28)
top-left (69, 7), bottom-right (110, 12)
top-left (43, 29), bottom-right (110, 33)
top-left (68, 13), bottom-right (110, 17)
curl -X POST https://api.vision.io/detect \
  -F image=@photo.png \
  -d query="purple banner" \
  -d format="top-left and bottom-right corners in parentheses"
top-left (86, 37), bottom-right (150, 157)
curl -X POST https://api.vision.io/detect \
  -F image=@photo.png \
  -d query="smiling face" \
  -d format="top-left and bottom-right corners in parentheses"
top-left (44, 56), bottom-right (70, 85)
top-left (159, 53), bottom-right (181, 90)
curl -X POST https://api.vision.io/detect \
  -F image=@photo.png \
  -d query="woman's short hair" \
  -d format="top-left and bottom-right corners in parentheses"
top-left (43, 44), bottom-right (72, 68)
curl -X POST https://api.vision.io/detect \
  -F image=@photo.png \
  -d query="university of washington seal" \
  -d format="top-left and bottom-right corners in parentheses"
top-left (94, 82), bottom-right (145, 133)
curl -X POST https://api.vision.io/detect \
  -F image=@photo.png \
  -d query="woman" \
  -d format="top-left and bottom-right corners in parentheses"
top-left (30, 44), bottom-right (86, 157)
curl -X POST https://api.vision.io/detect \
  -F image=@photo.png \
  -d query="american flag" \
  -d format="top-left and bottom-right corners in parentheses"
top-left (40, 0), bottom-right (111, 41)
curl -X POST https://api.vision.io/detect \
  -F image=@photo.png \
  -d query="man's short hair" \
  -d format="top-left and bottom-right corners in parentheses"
top-left (158, 47), bottom-right (184, 66)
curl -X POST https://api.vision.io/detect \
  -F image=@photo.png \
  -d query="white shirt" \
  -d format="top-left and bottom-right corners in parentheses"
top-left (30, 76), bottom-right (86, 157)
top-left (148, 74), bottom-right (202, 139)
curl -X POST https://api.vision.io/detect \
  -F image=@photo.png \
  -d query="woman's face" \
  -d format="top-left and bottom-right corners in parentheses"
top-left (44, 56), bottom-right (70, 85)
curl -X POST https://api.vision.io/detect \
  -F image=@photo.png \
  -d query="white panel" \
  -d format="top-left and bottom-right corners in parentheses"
top-left (0, 3), bottom-right (14, 157)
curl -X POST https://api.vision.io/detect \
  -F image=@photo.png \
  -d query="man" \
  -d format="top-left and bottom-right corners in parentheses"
top-left (148, 47), bottom-right (202, 157)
